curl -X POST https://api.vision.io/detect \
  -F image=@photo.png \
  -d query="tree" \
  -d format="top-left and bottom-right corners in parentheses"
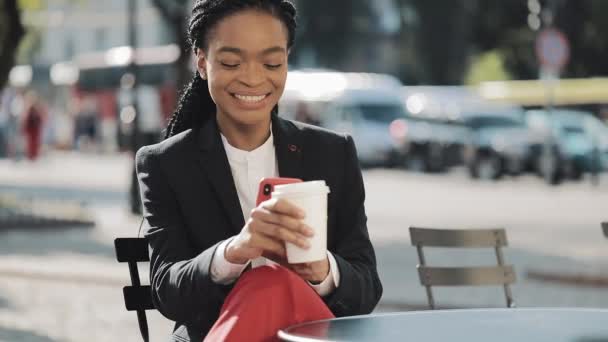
top-left (151, 0), bottom-right (191, 92)
top-left (409, 0), bottom-right (475, 84)
top-left (293, 0), bottom-right (373, 70)
top-left (0, 0), bottom-right (25, 90)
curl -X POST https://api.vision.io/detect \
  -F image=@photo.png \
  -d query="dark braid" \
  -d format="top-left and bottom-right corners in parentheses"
top-left (164, 0), bottom-right (298, 139)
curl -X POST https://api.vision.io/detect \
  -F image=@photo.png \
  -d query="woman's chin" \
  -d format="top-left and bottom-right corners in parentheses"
top-left (224, 109), bottom-right (273, 128)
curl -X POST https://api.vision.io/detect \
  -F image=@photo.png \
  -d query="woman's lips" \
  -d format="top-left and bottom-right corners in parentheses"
top-left (231, 92), bottom-right (271, 109)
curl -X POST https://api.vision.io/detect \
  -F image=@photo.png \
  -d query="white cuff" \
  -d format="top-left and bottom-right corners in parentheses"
top-left (308, 251), bottom-right (341, 297)
top-left (210, 238), bottom-right (249, 285)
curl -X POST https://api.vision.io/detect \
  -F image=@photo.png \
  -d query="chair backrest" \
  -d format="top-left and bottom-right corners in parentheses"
top-left (114, 237), bottom-right (154, 342)
top-left (602, 222), bottom-right (608, 238)
top-left (409, 227), bottom-right (516, 309)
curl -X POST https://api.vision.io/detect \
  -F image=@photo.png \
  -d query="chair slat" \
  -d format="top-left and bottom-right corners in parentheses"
top-left (115, 238), bottom-right (150, 263)
top-left (410, 227), bottom-right (507, 247)
top-left (417, 265), bottom-right (516, 286)
top-left (123, 285), bottom-right (155, 311)
top-left (602, 222), bottom-right (608, 238)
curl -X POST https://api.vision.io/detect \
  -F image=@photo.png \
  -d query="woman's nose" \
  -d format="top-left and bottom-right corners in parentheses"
top-left (239, 64), bottom-right (265, 87)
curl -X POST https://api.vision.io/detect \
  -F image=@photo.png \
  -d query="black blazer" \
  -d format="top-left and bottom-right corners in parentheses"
top-left (136, 114), bottom-right (383, 342)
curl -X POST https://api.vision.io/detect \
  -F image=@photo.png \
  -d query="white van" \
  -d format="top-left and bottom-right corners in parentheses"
top-left (279, 70), bottom-right (408, 167)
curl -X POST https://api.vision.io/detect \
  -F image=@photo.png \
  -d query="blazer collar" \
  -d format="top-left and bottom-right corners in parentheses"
top-left (195, 118), bottom-right (244, 234)
top-left (271, 114), bottom-right (304, 179)
top-left (195, 114), bottom-right (304, 234)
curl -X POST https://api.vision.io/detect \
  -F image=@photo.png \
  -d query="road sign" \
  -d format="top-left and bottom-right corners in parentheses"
top-left (536, 28), bottom-right (570, 72)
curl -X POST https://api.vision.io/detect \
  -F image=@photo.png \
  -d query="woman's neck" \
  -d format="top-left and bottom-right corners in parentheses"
top-left (217, 114), bottom-right (272, 152)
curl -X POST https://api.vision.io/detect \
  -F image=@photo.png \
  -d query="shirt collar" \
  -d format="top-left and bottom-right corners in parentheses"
top-left (221, 124), bottom-right (274, 164)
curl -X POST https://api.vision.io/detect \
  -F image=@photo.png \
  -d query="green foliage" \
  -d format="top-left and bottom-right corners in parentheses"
top-left (15, 27), bottom-right (42, 64)
top-left (292, 0), bottom-right (373, 70)
top-left (465, 50), bottom-right (512, 85)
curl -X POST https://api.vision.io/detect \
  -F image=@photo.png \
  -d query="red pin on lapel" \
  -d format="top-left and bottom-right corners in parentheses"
top-left (288, 144), bottom-right (298, 152)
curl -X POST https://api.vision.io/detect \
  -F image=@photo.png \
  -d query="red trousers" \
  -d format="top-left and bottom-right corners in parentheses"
top-left (204, 265), bottom-right (335, 342)
top-left (25, 133), bottom-right (41, 160)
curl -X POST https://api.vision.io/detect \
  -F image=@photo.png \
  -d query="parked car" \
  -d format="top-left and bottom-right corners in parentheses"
top-left (462, 112), bottom-right (531, 180)
top-left (525, 109), bottom-right (607, 184)
top-left (400, 87), bottom-right (473, 172)
top-left (280, 70), bottom-right (408, 167)
top-left (318, 88), bottom-right (410, 167)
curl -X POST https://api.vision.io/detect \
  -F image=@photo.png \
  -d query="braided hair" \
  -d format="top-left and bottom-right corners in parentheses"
top-left (164, 0), bottom-right (297, 139)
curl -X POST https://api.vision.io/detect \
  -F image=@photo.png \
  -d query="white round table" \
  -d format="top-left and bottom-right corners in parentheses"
top-left (278, 308), bottom-right (608, 342)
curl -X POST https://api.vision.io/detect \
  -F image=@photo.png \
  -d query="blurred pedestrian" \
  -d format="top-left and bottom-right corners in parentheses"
top-left (135, 1), bottom-right (382, 341)
top-left (0, 89), bottom-right (10, 158)
top-left (21, 90), bottom-right (46, 160)
top-left (74, 96), bottom-right (99, 152)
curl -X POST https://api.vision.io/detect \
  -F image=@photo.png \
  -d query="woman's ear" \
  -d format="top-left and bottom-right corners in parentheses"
top-left (196, 49), bottom-right (208, 80)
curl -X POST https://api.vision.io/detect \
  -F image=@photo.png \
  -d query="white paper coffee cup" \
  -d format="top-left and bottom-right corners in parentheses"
top-left (271, 180), bottom-right (330, 264)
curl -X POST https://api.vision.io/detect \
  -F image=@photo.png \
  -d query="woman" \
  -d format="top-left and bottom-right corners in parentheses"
top-left (136, 1), bottom-right (382, 341)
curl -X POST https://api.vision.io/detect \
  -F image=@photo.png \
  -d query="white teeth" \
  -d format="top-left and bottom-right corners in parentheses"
top-left (234, 94), bottom-right (267, 102)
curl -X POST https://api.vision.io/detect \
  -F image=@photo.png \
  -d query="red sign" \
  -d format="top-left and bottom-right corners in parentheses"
top-left (536, 28), bottom-right (570, 71)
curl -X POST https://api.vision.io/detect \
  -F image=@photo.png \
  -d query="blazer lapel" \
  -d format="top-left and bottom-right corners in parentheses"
top-left (272, 115), bottom-right (304, 180)
top-left (195, 118), bottom-right (244, 235)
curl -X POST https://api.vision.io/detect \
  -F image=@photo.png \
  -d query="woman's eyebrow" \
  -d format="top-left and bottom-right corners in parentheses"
top-left (216, 46), bottom-right (286, 56)
top-left (217, 46), bottom-right (242, 55)
top-left (260, 46), bottom-right (286, 55)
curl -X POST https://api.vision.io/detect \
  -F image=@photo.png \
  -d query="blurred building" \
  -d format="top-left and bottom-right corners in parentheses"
top-left (22, 0), bottom-right (172, 66)
top-left (9, 0), bottom-right (177, 153)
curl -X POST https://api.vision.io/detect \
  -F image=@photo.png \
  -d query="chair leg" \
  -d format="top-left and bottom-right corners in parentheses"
top-left (137, 310), bottom-right (149, 342)
top-left (425, 286), bottom-right (435, 310)
top-left (504, 284), bottom-right (516, 308)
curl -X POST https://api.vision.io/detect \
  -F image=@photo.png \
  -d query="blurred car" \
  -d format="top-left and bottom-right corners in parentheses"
top-left (318, 88), bottom-right (409, 167)
top-left (400, 87), bottom-right (473, 172)
top-left (280, 70), bottom-right (408, 167)
top-left (462, 112), bottom-right (531, 180)
top-left (525, 109), bottom-right (607, 184)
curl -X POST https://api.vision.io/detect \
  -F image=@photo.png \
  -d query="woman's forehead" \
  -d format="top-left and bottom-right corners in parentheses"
top-left (207, 10), bottom-right (288, 54)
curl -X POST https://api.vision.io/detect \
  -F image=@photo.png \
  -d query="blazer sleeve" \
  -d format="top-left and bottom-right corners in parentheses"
top-left (323, 135), bottom-right (383, 316)
top-left (136, 146), bottom-right (229, 322)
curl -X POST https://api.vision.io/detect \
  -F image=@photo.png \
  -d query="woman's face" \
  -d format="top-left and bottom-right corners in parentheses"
top-left (197, 10), bottom-right (289, 128)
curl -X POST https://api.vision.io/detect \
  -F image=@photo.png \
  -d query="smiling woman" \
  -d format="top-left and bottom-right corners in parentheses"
top-left (201, 11), bottom-right (289, 149)
top-left (136, 1), bottom-right (382, 342)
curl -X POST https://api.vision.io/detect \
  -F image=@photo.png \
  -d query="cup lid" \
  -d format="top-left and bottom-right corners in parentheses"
top-left (272, 180), bottom-right (330, 196)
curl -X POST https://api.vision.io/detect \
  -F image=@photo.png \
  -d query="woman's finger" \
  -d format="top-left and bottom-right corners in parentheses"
top-left (251, 207), bottom-right (313, 237)
top-left (249, 232), bottom-right (286, 257)
top-left (262, 198), bottom-right (305, 219)
top-left (250, 217), bottom-right (311, 249)
top-left (256, 221), bottom-right (311, 249)
top-left (251, 207), bottom-right (305, 233)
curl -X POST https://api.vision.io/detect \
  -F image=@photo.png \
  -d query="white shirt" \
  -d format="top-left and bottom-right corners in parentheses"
top-left (209, 127), bottom-right (340, 296)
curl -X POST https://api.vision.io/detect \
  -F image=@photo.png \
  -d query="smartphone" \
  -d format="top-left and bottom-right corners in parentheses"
top-left (256, 177), bottom-right (302, 206)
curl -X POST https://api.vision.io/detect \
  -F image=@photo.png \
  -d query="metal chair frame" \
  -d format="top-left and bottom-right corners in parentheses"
top-left (114, 237), bottom-right (154, 342)
top-left (602, 222), bottom-right (608, 238)
top-left (410, 227), bottom-right (516, 309)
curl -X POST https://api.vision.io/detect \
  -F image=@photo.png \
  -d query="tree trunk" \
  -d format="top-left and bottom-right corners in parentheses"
top-left (0, 0), bottom-right (26, 89)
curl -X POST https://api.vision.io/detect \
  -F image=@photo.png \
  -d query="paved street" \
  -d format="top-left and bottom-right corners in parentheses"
top-left (1, 151), bottom-right (608, 341)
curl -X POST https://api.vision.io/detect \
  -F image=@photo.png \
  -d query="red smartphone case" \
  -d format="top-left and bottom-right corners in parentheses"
top-left (256, 177), bottom-right (302, 206)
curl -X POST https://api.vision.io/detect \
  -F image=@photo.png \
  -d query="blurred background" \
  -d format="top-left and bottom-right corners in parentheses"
top-left (1, 0), bottom-right (608, 341)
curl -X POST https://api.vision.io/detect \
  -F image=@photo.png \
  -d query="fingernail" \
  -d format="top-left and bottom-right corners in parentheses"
top-left (306, 227), bottom-right (314, 236)
top-left (298, 210), bottom-right (306, 218)
top-left (301, 239), bottom-right (311, 249)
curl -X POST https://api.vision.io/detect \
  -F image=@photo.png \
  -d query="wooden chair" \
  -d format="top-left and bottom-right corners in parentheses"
top-left (114, 237), bottom-right (154, 342)
top-left (602, 222), bottom-right (608, 238)
top-left (409, 227), bottom-right (516, 309)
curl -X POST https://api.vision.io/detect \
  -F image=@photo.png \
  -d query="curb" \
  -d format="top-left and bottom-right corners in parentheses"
top-left (0, 195), bottom-right (95, 229)
top-left (526, 269), bottom-right (608, 288)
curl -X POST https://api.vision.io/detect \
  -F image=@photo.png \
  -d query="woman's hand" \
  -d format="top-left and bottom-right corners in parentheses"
top-left (290, 258), bottom-right (330, 283)
top-left (225, 198), bottom-right (314, 265)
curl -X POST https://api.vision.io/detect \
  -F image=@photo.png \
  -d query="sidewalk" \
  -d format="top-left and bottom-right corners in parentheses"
top-left (1, 151), bottom-right (608, 341)
top-left (0, 150), bottom-right (131, 194)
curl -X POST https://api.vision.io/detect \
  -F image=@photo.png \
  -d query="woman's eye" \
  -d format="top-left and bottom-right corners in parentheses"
top-left (265, 64), bottom-right (283, 69)
top-left (221, 62), bottom-right (240, 68)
